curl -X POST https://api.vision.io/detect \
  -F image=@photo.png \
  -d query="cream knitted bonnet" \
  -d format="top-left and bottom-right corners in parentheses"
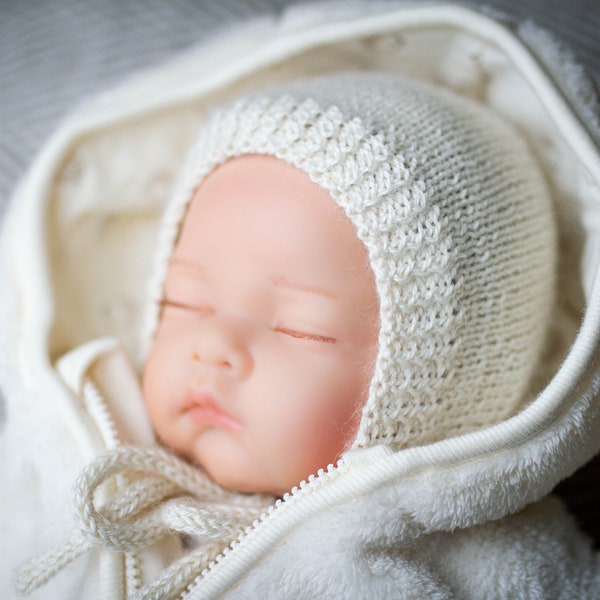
top-left (146, 73), bottom-right (556, 451)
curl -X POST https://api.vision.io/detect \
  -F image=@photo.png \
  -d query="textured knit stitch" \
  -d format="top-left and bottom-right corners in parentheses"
top-left (145, 73), bottom-right (556, 451)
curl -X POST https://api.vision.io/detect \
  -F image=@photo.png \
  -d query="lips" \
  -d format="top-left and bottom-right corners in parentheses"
top-left (183, 390), bottom-right (244, 432)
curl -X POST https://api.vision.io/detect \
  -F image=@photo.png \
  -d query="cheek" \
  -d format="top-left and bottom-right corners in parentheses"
top-left (303, 362), bottom-right (367, 454)
top-left (141, 348), bottom-right (167, 432)
top-left (142, 332), bottom-right (185, 429)
top-left (247, 352), bottom-right (369, 482)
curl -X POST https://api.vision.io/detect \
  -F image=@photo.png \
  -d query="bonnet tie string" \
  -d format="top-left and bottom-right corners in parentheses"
top-left (15, 445), bottom-right (270, 599)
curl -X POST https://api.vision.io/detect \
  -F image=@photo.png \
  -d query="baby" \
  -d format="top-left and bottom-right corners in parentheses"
top-left (142, 154), bottom-right (379, 496)
top-left (19, 72), bottom-right (598, 599)
top-left (140, 71), bottom-right (554, 497)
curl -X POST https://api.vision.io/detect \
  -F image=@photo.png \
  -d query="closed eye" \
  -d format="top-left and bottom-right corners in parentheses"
top-left (274, 327), bottom-right (336, 344)
top-left (159, 299), bottom-right (214, 315)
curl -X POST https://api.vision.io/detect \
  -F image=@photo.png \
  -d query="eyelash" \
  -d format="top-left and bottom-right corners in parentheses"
top-left (274, 327), bottom-right (337, 344)
top-left (159, 299), bottom-right (213, 314)
top-left (160, 300), bottom-right (336, 344)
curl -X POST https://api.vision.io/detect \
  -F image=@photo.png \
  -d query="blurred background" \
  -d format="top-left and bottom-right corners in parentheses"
top-left (1, 0), bottom-right (598, 544)
top-left (1, 0), bottom-right (599, 211)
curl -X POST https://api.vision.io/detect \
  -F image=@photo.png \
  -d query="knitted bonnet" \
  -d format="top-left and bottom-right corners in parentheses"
top-left (146, 73), bottom-right (555, 451)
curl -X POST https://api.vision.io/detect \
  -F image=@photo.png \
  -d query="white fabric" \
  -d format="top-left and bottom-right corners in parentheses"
top-left (1, 2), bottom-right (600, 598)
top-left (2, 1), bottom-right (598, 215)
top-left (149, 73), bottom-right (555, 450)
top-left (213, 496), bottom-right (600, 600)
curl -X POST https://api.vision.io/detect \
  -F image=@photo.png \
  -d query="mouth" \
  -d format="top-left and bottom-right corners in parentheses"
top-left (183, 390), bottom-right (244, 433)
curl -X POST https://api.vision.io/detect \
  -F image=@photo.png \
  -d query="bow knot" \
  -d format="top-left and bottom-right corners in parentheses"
top-left (16, 446), bottom-right (270, 599)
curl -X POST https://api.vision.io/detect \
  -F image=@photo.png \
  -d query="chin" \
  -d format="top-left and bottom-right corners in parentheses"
top-left (213, 471), bottom-right (277, 495)
top-left (203, 463), bottom-right (285, 496)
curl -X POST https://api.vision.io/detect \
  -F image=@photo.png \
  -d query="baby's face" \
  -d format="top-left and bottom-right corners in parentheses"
top-left (142, 155), bottom-right (378, 495)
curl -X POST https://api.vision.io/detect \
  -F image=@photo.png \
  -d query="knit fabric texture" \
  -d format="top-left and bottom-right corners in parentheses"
top-left (145, 73), bottom-right (556, 450)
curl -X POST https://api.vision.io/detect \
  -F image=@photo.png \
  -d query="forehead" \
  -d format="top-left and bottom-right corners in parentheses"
top-left (174, 155), bottom-right (369, 277)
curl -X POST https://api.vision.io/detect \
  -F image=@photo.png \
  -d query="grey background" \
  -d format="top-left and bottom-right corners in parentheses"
top-left (1, 0), bottom-right (599, 542)
top-left (1, 0), bottom-right (599, 213)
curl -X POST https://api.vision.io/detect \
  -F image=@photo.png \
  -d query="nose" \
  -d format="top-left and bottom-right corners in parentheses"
top-left (190, 316), bottom-right (253, 379)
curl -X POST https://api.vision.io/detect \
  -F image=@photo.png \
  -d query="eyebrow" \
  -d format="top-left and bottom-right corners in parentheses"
top-left (271, 275), bottom-right (337, 299)
top-left (169, 260), bottom-right (337, 300)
